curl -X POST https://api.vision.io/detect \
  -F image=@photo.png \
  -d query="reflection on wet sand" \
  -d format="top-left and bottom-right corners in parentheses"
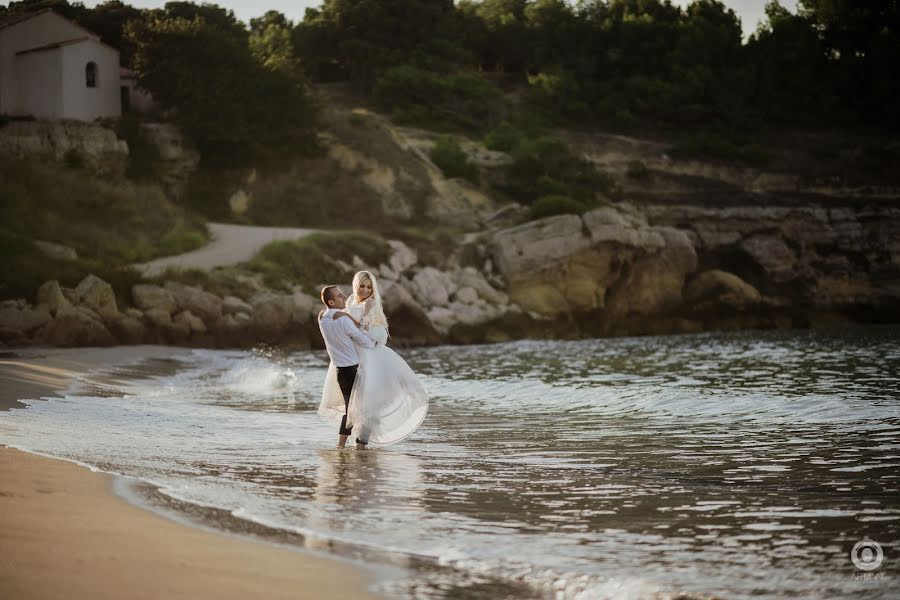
top-left (308, 448), bottom-right (424, 559)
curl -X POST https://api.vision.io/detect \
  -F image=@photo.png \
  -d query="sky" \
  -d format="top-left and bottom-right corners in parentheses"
top-left (80, 0), bottom-right (801, 39)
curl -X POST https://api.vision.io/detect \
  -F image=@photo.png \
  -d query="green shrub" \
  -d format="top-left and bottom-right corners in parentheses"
top-left (0, 159), bottom-right (207, 266)
top-left (502, 133), bottom-right (617, 204)
top-left (244, 232), bottom-right (391, 292)
top-left (159, 230), bottom-right (209, 256)
top-left (527, 195), bottom-right (586, 220)
top-left (374, 65), bottom-right (503, 133)
top-left (670, 132), bottom-right (770, 165)
top-left (534, 176), bottom-right (570, 197)
top-left (115, 114), bottom-right (165, 181)
top-left (0, 231), bottom-right (143, 307)
top-left (484, 121), bottom-right (521, 152)
top-left (430, 136), bottom-right (479, 183)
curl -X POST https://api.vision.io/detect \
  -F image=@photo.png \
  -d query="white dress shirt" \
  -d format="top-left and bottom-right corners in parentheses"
top-left (319, 308), bottom-right (375, 367)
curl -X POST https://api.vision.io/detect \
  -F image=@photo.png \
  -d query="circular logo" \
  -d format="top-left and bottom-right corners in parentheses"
top-left (851, 539), bottom-right (884, 572)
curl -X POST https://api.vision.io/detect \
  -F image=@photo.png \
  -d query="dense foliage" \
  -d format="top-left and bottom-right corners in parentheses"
top-left (290, 0), bottom-right (899, 133)
top-left (2, 0), bottom-right (895, 143)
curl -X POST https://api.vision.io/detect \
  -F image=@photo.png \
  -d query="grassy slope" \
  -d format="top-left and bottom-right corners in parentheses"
top-left (0, 159), bottom-right (208, 303)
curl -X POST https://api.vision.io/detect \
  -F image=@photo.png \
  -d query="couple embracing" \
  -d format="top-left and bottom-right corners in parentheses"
top-left (317, 270), bottom-right (429, 449)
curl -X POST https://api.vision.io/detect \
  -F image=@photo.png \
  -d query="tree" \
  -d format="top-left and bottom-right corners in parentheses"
top-left (745, 1), bottom-right (831, 124)
top-left (126, 14), bottom-right (316, 163)
top-left (249, 11), bottom-right (300, 75)
top-left (78, 1), bottom-right (145, 66)
top-left (293, 0), bottom-right (458, 88)
top-left (800, 0), bottom-right (900, 126)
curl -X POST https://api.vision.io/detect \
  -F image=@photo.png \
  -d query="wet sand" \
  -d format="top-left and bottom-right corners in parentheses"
top-left (0, 347), bottom-right (379, 600)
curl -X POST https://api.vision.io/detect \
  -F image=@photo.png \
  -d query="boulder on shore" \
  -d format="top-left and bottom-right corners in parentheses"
top-left (684, 270), bottom-right (762, 311)
top-left (40, 311), bottom-right (116, 347)
top-left (133, 284), bottom-right (178, 314)
top-left (75, 274), bottom-right (119, 321)
top-left (0, 303), bottom-right (52, 334)
top-left (37, 281), bottom-right (73, 317)
top-left (165, 282), bottom-right (223, 327)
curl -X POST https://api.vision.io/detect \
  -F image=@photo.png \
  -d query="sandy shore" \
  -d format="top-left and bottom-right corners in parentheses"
top-left (0, 346), bottom-right (186, 410)
top-left (0, 346), bottom-right (380, 600)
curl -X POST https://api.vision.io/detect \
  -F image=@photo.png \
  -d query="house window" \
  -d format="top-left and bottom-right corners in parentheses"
top-left (86, 62), bottom-right (98, 88)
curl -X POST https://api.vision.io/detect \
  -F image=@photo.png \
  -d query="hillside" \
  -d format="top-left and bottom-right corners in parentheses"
top-left (1, 88), bottom-right (897, 350)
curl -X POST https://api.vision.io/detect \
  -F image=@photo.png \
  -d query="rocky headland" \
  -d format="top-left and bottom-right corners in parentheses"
top-left (2, 106), bottom-right (898, 350)
top-left (2, 197), bottom-right (897, 350)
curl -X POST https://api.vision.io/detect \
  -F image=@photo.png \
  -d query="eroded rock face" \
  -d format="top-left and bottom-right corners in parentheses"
top-left (490, 205), bottom-right (700, 320)
top-left (684, 270), bottom-right (762, 311)
top-left (740, 235), bottom-right (799, 283)
top-left (605, 227), bottom-right (698, 318)
top-left (645, 203), bottom-right (899, 311)
top-left (583, 205), bottom-right (665, 249)
top-left (0, 120), bottom-right (128, 177)
top-left (139, 123), bottom-right (200, 197)
top-left (491, 214), bottom-right (590, 277)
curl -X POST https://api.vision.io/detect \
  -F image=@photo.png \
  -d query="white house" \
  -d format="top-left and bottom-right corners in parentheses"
top-left (0, 9), bottom-right (121, 120)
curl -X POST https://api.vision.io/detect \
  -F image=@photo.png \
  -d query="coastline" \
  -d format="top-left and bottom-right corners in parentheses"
top-left (0, 346), bottom-right (380, 600)
top-left (0, 346), bottom-right (187, 410)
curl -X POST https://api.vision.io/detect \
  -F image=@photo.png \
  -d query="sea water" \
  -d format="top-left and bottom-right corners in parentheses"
top-left (2, 326), bottom-right (899, 599)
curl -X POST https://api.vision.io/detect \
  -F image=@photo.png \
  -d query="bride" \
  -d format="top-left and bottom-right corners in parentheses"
top-left (318, 270), bottom-right (429, 445)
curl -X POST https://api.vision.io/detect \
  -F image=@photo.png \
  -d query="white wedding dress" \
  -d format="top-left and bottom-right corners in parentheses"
top-left (318, 297), bottom-right (428, 445)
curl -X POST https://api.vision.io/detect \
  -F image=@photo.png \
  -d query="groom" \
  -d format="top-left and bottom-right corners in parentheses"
top-left (319, 285), bottom-right (375, 450)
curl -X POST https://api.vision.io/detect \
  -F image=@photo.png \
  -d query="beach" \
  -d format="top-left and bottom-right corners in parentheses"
top-left (0, 347), bottom-right (379, 600)
top-left (1, 330), bottom-right (897, 599)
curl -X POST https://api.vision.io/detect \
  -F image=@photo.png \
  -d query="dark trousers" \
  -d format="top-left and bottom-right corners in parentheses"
top-left (336, 364), bottom-right (358, 437)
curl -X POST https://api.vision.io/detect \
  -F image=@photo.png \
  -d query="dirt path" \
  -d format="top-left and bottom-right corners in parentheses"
top-left (135, 223), bottom-right (316, 276)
